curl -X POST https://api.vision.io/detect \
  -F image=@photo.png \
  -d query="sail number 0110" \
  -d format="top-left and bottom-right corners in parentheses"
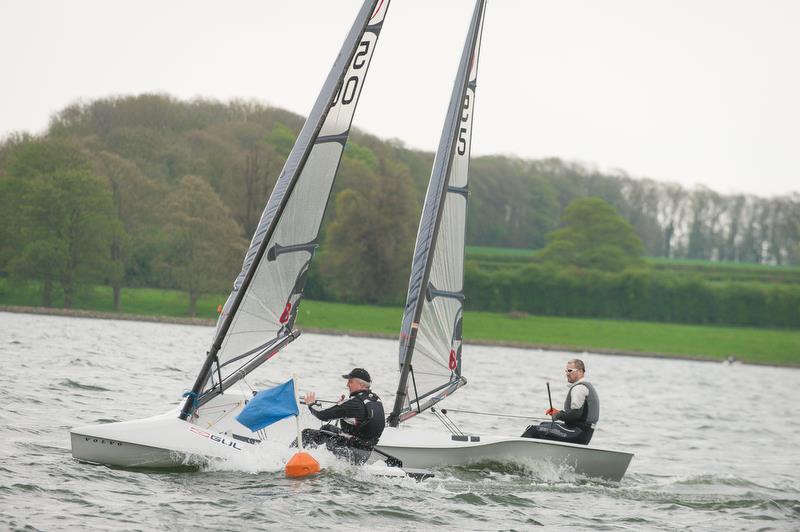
top-left (332, 40), bottom-right (371, 107)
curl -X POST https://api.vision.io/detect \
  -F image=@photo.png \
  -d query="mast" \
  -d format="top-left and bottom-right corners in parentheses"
top-left (180, 0), bottom-right (391, 420)
top-left (389, 0), bottom-right (486, 427)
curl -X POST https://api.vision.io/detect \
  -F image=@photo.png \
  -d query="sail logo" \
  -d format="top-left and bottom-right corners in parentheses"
top-left (369, 0), bottom-right (386, 21)
top-left (188, 426), bottom-right (243, 450)
top-left (83, 437), bottom-right (123, 447)
top-left (279, 302), bottom-right (292, 324)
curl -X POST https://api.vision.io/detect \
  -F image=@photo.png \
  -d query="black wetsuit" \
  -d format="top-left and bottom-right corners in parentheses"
top-left (302, 389), bottom-right (385, 464)
top-left (521, 381), bottom-right (598, 445)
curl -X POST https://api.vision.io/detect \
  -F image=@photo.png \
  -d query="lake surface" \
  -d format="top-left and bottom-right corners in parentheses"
top-left (1, 311), bottom-right (798, 530)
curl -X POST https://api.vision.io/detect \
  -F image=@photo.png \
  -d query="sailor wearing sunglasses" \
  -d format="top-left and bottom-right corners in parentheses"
top-left (521, 358), bottom-right (599, 445)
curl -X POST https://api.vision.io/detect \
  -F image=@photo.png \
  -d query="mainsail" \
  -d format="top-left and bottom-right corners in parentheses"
top-left (180, 0), bottom-right (391, 420)
top-left (389, 0), bottom-right (486, 426)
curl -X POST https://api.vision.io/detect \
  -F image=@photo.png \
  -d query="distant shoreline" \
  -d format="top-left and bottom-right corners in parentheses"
top-left (3, 304), bottom-right (793, 368)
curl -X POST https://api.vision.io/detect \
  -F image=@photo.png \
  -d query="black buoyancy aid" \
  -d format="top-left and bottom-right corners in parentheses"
top-left (341, 390), bottom-right (385, 441)
top-left (563, 380), bottom-right (600, 428)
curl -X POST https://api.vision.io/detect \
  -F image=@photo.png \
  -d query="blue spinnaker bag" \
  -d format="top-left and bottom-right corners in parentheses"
top-left (236, 379), bottom-right (299, 431)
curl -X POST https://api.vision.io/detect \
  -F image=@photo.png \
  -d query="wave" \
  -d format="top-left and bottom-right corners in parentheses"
top-left (59, 379), bottom-right (110, 392)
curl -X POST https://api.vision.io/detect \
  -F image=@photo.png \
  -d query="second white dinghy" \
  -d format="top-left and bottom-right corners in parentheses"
top-left (374, 0), bottom-right (633, 482)
top-left (378, 428), bottom-right (633, 482)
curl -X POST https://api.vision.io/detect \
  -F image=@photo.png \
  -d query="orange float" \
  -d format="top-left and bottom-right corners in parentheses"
top-left (285, 451), bottom-right (321, 478)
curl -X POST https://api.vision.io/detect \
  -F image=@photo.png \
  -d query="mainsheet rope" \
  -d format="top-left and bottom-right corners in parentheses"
top-left (440, 407), bottom-right (550, 422)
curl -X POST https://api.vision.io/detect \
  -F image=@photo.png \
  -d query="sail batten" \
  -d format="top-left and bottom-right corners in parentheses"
top-left (180, 0), bottom-right (391, 419)
top-left (389, 0), bottom-right (486, 427)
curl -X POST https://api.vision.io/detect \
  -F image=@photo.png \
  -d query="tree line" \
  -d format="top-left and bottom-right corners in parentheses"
top-left (467, 157), bottom-right (800, 266)
top-left (1, 94), bottom-right (798, 316)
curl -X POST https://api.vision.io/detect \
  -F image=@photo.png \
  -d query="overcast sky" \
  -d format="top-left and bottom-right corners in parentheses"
top-left (2, 0), bottom-right (798, 197)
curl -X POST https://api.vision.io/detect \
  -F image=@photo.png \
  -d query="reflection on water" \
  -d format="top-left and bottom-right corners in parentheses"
top-left (1, 311), bottom-right (798, 530)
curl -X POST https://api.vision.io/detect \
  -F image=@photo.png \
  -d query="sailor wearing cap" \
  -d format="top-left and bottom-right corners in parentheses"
top-left (302, 368), bottom-right (385, 463)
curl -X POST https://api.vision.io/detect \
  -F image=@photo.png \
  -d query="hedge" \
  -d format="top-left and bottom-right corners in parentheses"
top-left (464, 264), bottom-right (800, 328)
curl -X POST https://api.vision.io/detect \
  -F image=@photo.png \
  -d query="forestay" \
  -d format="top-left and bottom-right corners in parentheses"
top-left (180, 0), bottom-right (391, 419)
top-left (389, 0), bottom-right (486, 426)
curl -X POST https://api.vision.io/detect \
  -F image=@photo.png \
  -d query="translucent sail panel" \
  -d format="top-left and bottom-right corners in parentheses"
top-left (197, 0), bottom-right (391, 395)
top-left (214, 142), bottom-right (344, 374)
top-left (407, 192), bottom-right (466, 398)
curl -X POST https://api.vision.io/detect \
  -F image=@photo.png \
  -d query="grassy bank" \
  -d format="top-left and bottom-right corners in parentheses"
top-left (295, 301), bottom-right (799, 366)
top-left (2, 280), bottom-right (798, 366)
top-left (0, 281), bottom-right (224, 319)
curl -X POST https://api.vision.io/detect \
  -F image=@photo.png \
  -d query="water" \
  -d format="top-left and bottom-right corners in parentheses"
top-left (1, 311), bottom-right (798, 531)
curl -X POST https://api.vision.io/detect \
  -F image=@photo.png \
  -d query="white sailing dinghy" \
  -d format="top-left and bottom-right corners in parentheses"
top-left (70, 0), bottom-right (393, 469)
top-left (373, 0), bottom-right (633, 482)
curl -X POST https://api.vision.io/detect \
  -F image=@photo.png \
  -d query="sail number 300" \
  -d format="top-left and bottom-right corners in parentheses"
top-left (332, 40), bottom-right (371, 106)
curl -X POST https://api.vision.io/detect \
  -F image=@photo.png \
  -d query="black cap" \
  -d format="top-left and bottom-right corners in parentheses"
top-left (341, 368), bottom-right (371, 383)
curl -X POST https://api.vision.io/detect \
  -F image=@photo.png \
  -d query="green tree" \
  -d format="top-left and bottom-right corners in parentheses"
top-left (0, 172), bottom-right (19, 275)
top-left (539, 197), bottom-right (645, 271)
top-left (344, 142), bottom-right (378, 171)
top-left (92, 151), bottom-right (167, 309)
top-left (1, 139), bottom-right (117, 307)
top-left (10, 170), bottom-right (118, 307)
top-left (196, 122), bottom-right (283, 237)
top-left (269, 122), bottom-right (296, 157)
top-left (320, 158), bottom-right (417, 304)
top-left (468, 156), bottom-right (561, 248)
top-left (162, 175), bottom-right (247, 316)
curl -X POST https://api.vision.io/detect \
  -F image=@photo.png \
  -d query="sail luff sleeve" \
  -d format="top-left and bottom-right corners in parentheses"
top-left (180, 0), bottom-right (390, 419)
top-left (391, 0), bottom-right (486, 426)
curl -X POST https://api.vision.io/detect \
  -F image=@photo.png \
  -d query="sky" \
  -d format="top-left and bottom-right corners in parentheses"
top-left (2, 0), bottom-right (798, 197)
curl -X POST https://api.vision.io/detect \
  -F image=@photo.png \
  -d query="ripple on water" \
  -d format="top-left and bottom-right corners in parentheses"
top-left (58, 379), bottom-right (111, 392)
top-left (372, 505), bottom-right (421, 521)
top-left (67, 358), bottom-right (101, 367)
top-left (449, 492), bottom-right (488, 505)
top-left (10, 483), bottom-right (44, 493)
top-left (152, 365), bottom-right (183, 373)
top-left (485, 493), bottom-right (539, 507)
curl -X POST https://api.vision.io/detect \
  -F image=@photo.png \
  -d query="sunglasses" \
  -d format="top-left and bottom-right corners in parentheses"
top-left (565, 368), bottom-right (580, 374)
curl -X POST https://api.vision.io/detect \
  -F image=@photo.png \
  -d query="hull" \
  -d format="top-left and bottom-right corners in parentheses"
top-left (376, 427), bottom-right (633, 481)
top-left (70, 393), bottom-right (434, 479)
top-left (70, 392), bottom-right (274, 468)
top-left (70, 430), bottom-right (199, 469)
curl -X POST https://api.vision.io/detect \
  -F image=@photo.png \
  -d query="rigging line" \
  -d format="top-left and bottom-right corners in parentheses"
top-left (215, 354), bottom-right (223, 396)
top-left (239, 374), bottom-right (255, 394)
top-left (406, 366), bottom-right (449, 377)
top-left (211, 346), bottom-right (271, 395)
top-left (430, 409), bottom-right (454, 435)
top-left (437, 408), bottom-right (464, 436)
top-left (409, 377), bottom-right (463, 404)
top-left (446, 412), bottom-right (465, 436)
top-left (440, 407), bottom-right (547, 421)
top-left (431, 407), bottom-right (463, 436)
top-left (410, 365), bottom-right (421, 413)
top-left (206, 400), bottom-right (244, 428)
top-left (217, 335), bottom-right (284, 370)
top-left (197, 401), bottom-right (245, 412)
